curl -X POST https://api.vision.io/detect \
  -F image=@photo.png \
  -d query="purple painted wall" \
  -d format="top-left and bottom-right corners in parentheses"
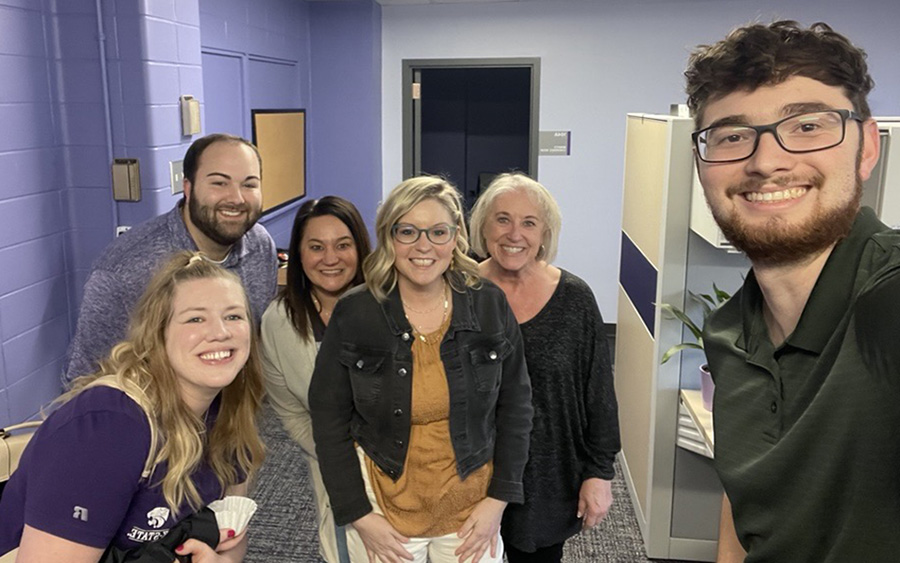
top-left (0, 0), bottom-right (92, 425)
top-left (200, 0), bottom-right (382, 249)
top-left (70, 0), bottom-right (203, 350)
top-left (308, 0), bottom-right (382, 228)
top-left (200, 0), bottom-right (312, 248)
top-left (0, 0), bottom-right (206, 424)
top-left (104, 0), bottom-right (202, 238)
top-left (0, 0), bottom-right (383, 423)
top-left (59, 0), bottom-right (203, 307)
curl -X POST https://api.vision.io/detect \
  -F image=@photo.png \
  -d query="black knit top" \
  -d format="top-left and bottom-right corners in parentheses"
top-left (501, 269), bottom-right (621, 552)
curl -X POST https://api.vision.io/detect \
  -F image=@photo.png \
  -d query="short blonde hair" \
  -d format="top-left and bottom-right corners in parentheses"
top-left (364, 176), bottom-right (480, 301)
top-left (469, 172), bottom-right (562, 262)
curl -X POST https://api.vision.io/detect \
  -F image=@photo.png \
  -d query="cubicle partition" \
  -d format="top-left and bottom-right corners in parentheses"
top-left (615, 113), bottom-right (719, 561)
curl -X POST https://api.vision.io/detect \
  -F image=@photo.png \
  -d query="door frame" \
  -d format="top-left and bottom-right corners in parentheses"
top-left (401, 57), bottom-right (541, 181)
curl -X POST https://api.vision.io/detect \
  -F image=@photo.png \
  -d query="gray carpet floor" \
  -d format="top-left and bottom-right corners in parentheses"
top-left (244, 401), bottom-right (692, 563)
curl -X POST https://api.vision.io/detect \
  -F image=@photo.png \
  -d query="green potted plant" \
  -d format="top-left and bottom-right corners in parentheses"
top-left (659, 284), bottom-right (732, 410)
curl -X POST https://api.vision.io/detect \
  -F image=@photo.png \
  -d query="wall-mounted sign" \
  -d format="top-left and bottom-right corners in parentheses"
top-left (539, 131), bottom-right (571, 156)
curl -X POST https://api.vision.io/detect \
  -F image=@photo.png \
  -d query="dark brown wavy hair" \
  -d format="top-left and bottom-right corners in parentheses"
top-left (279, 196), bottom-right (371, 338)
top-left (685, 20), bottom-right (874, 125)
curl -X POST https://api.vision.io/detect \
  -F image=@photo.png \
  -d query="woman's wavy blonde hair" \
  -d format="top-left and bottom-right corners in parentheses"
top-left (62, 251), bottom-right (266, 515)
top-left (364, 176), bottom-right (480, 301)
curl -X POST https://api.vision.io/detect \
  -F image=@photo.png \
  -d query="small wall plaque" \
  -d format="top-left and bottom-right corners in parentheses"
top-left (539, 131), bottom-right (571, 156)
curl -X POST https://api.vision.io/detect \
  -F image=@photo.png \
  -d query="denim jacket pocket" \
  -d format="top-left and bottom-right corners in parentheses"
top-left (339, 347), bottom-right (387, 404)
top-left (469, 338), bottom-right (513, 393)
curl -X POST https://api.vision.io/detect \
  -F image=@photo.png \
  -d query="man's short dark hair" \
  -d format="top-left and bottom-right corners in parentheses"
top-left (685, 21), bottom-right (874, 125)
top-left (182, 133), bottom-right (262, 187)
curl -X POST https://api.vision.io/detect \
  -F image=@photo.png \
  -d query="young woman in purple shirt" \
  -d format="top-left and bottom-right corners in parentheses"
top-left (0, 251), bottom-right (266, 562)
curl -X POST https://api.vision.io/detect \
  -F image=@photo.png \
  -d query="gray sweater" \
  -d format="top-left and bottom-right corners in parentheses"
top-left (65, 204), bottom-right (277, 382)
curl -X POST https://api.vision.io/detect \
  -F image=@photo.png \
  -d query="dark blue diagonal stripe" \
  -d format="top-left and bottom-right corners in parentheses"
top-left (620, 232), bottom-right (658, 335)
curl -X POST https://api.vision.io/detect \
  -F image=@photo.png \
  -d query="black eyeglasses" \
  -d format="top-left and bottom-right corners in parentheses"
top-left (391, 223), bottom-right (457, 245)
top-left (692, 109), bottom-right (864, 163)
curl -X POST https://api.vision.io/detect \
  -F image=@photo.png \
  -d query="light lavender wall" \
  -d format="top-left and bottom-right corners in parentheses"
top-left (73, 0), bottom-right (203, 369)
top-left (199, 0), bottom-right (312, 247)
top-left (104, 0), bottom-right (203, 250)
top-left (0, 0), bottom-right (383, 422)
top-left (308, 0), bottom-right (382, 228)
top-left (0, 0), bottom-right (71, 425)
top-left (0, 0), bottom-right (209, 423)
top-left (381, 0), bottom-right (900, 322)
top-left (199, 0), bottom-right (382, 248)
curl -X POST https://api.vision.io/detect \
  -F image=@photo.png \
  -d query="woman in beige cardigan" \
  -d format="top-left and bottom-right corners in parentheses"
top-left (260, 196), bottom-right (371, 563)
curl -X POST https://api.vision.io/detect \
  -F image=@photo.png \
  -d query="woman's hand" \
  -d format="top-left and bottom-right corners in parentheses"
top-left (455, 497), bottom-right (507, 563)
top-left (174, 528), bottom-right (247, 562)
top-left (352, 512), bottom-right (413, 563)
top-left (578, 478), bottom-right (613, 530)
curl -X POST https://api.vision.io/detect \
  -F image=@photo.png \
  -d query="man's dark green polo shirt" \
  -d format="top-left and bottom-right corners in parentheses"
top-left (703, 207), bottom-right (900, 563)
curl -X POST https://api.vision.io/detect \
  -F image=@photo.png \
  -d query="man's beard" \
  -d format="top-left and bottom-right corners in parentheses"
top-left (188, 196), bottom-right (261, 247)
top-left (711, 172), bottom-right (862, 267)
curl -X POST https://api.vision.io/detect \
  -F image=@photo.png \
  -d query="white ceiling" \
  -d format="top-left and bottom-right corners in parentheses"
top-left (308, 0), bottom-right (531, 5)
top-left (374, 0), bottom-right (520, 4)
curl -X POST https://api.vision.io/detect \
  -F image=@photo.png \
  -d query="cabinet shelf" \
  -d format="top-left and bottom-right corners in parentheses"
top-left (677, 389), bottom-right (714, 459)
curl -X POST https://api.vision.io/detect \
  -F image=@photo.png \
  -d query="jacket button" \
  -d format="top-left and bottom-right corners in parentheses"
top-left (394, 440), bottom-right (404, 448)
top-left (356, 359), bottom-right (364, 369)
top-left (770, 402), bottom-right (778, 413)
top-left (393, 408), bottom-right (403, 416)
top-left (402, 332), bottom-right (410, 341)
top-left (488, 350), bottom-right (498, 360)
top-left (398, 368), bottom-right (408, 377)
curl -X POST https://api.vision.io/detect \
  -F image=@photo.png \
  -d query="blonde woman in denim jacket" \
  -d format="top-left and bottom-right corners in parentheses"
top-left (310, 177), bottom-right (533, 563)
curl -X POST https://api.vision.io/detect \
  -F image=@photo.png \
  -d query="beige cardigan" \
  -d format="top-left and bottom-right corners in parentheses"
top-left (260, 299), bottom-right (342, 563)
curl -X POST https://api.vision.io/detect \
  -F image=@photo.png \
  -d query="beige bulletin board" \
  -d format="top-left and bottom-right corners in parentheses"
top-left (251, 109), bottom-right (306, 213)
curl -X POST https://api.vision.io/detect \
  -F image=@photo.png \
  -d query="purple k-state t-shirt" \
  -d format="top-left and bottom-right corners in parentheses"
top-left (0, 387), bottom-right (224, 554)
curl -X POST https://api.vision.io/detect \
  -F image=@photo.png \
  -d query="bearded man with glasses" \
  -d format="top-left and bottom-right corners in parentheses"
top-left (685, 21), bottom-right (900, 563)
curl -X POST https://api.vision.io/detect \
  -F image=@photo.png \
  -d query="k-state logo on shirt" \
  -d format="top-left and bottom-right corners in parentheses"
top-left (126, 506), bottom-right (172, 543)
top-left (147, 506), bottom-right (170, 529)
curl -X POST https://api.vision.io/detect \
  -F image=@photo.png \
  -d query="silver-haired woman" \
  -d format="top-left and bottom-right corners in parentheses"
top-left (310, 176), bottom-right (532, 563)
top-left (470, 173), bottom-right (620, 563)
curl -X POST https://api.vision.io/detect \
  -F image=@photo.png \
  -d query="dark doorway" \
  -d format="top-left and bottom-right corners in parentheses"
top-left (403, 59), bottom-right (540, 211)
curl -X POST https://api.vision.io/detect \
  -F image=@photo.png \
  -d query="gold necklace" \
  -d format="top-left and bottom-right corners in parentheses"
top-left (402, 282), bottom-right (447, 315)
top-left (310, 293), bottom-right (332, 320)
top-left (403, 281), bottom-right (450, 340)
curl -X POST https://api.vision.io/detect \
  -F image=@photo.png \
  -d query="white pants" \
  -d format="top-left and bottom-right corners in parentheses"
top-left (346, 447), bottom-right (504, 563)
top-left (346, 528), bottom-right (505, 563)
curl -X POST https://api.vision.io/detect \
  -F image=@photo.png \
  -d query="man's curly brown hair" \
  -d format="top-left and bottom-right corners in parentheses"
top-left (685, 20), bottom-right (874, 126)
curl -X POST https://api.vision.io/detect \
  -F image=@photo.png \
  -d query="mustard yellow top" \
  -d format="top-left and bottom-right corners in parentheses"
top-left (366, 319), bottom-right (492, 537)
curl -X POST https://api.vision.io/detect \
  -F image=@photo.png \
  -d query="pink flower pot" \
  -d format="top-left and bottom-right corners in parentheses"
top-left (700, 364), bottom-right (714, 411)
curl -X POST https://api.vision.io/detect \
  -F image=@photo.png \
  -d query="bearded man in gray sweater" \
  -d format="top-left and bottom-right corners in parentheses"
top-left (65, 133), bottom-right (277, 383)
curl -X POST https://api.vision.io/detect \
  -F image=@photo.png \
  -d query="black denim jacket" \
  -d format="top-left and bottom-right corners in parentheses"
top-left (309, 278), bottom-right (533, 526)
